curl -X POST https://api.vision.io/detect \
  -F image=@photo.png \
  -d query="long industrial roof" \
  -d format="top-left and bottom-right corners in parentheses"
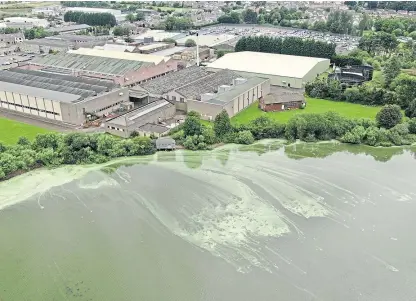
top-left (0, 68), bottom-right (115, 101)
top-left (176, 69), bottom-right (239, 99)
top-left (207, 51), bottom-right (330, 79)
top-left (136, 66), bottom-right (211, 95)
top-left (0, 81), bottom-right (80, 103)
top-left (68, 47), bottom-right (170, 64)
top-left (176, 34), bottom-right (236, 47)
top-left (31, 52), bottom-right (149, 75)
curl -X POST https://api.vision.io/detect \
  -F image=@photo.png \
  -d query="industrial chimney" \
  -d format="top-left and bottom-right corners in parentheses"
top-left (196, 32), bottom-right (199, 67)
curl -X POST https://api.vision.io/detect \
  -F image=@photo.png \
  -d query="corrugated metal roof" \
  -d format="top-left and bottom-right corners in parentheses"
top-left (207, 51), bottom-right (330, 79)
top-left (176, 69), bottom-right (239, 99)
top-left (69, 47), bottom-right (170, 64)
top-left (0, 81), bottom-right (80, 103)
top-left (49, 24), bottom-right (90, 33)
top-left (32, 52), bottom-right (147, 75)
top-left (136, 66), bottom-right (211, 95)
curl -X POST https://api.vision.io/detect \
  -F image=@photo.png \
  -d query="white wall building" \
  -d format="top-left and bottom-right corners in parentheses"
top-left (4, 17), bottom-right (49, 28)
top-left (207, 51), bottom-right (330, 89)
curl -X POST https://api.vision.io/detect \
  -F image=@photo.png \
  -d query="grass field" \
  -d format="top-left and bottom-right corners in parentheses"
top-left (231, 97), bottom-right (382, 125)
top-left (0, 118), bottom-right (52, 145)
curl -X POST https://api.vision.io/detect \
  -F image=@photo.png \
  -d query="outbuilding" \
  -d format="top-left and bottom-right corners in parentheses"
top-left (259, 87), bottom-right (305, 112)
top-left (206, 51), bottom-right (330, 89)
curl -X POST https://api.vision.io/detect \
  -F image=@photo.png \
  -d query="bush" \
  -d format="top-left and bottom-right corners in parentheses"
top-left (235, 130), bottom-right (254, 145)
top-left (214, 110), bottom-right (232, 138)
top-left (185, 39), bottom-right (196, 47)
top-left (340, 125), bottom-right (366, 144)
top-left (376, 105), bottom-right (403, 129)
top-left (408, 118), bottom-right (416, 134)
top-left (183, 116), bottom-right (202, 136)
top-left (405, 99), bottom-right (416, 118)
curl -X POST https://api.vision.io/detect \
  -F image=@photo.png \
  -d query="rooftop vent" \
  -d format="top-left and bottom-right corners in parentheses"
top-left (233, 78), bottom-right (247, 86)
top-left (200, 93), bottom-right (215, 102)
top-left (218, 85), bottom-right (232, 93)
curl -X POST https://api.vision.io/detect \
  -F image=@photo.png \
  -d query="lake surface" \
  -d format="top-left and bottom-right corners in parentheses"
top-left (1, 141), bottom-right (416, 301)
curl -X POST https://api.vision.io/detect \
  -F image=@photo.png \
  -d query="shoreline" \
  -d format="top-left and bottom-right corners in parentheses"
top-left (1, 139), bottom-right (415, 184)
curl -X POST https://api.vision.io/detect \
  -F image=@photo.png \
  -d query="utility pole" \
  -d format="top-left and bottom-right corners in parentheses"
top-left (196, 32), bottom-right (199, 66)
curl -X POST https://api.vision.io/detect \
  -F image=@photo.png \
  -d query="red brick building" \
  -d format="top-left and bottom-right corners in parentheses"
top-left (259, 87), bottom-right (305, 112)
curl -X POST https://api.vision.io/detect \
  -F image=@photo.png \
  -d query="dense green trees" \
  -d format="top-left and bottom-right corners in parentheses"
top-left (185, 39), bottom-right (196, 47)
top-left (164, 16), bottom-right (192, 30)
top-left (383, 56), bottom-right (401, 87)
top-left (405, 99), bottom-right (416, 118)
top-left (331, 55), bottom-right (363, 67)
top-left (373, 17), bottom-right (416, 36)
top-left (376, 105), bottom-right (403, 129)
top-left (24, 27), bottom-right (54, 40)
top-left (358, 32), bottom-right (398, 55)
top-left (113, 26), bottom-right (130, 36)
top-left (0, 27), bottom-right (20, 34)
top-left (64, 11), bottom-right (116, 27)
top-left (325, 10), bottom-right (354, 34)
top-left (235, 36), bottom-right (336, 59)
top-left (61, 1), bottom-right (110, 8)
top-left (0, 133), bottom-right (155, 181)
top-left (217, 11), bottom-right (241, 24)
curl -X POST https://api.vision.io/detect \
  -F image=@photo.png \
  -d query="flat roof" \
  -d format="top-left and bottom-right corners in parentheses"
top-left (151, 46), bottom-right (186, 57)
top-left (133, 30), bottom-right (184, 42)
top-left (49, 24), bottom-right (90, 33)
top-left (0, 81), bottom-right (80, 103)
top-left (206, 77), bottom-right (269, 106)
top-left (138, 43), bottom-right (170, 51)
top-left (207, 51), bottom-right (330, 79)
top-left (96, 44), bottom-right (136, 52)
top-left (108, 99), bottom-right (173, 126)
top-left (138, 123), bottom-right (170, 134)
top-left (69, 48), bottom-right (169, 64)
top-left (176, 34), bottom-right (235, 47)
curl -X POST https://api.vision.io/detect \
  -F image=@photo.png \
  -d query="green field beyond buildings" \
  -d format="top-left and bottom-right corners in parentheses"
top-left (0, 118), bottom-right (51, 145)
top-left (231, 97), bottom-right (381, 124)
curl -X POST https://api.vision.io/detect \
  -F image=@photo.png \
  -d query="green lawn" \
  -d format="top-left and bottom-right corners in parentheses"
top-left (0, 117), bottom-right (52, 145)
top-left (231, 97), bottom-right (381, 125)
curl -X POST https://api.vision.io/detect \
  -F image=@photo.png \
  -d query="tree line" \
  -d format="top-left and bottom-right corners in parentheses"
top-left (61, 1), bottom-right (110, 8)
top-left (0, 133), bottom-right (155, 181)
top-left (234, 36), bottom-right (336, 59)
top-left (170, 108), bottom-right (416, 152)
top-left (0, 27), bottom-right (20, 34)
top-left (64, 11), bottom-right (117, 27)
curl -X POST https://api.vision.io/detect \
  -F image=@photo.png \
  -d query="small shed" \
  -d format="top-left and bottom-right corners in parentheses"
top-left (156, 137), bottom-right (176, 151)
top-left (260, 87), bottom-right (305, 112)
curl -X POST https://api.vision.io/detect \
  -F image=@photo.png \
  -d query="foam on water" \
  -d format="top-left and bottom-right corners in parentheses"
top-left (0, 166), bottom-right (89, 211)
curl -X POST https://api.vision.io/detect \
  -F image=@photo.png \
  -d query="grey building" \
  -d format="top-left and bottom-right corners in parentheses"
top-left (0, 68), bottom-right (128, 125)
top-left (105, 99), bottom-right (175, 138)
top-left (156, 137), bottom-right (176, 150)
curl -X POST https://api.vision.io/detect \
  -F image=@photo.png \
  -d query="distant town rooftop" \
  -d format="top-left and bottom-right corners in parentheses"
top-left (49, 24), bottom-right (91, 33)
top-left (69, 47), bottom-right (170, 64)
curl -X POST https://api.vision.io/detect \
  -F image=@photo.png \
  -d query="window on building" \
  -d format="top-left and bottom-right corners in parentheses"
top-left (172, 96), bottom-right (176, 101)
top-left (180, 97), bottom-right (184, 102)
top-left (288, 83), bottom-right (291, 88)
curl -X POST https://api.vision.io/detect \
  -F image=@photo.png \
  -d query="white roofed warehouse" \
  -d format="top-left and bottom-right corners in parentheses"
top-left (206, 51), bottom-right (330, 89)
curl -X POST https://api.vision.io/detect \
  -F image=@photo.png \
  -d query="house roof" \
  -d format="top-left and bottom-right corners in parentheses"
top-left (176, 69), bottom-right (239, 99)
top-left (136, 66), bottom-right (211, 95)
top-left (139, 123), bottom-right (170, 134)
top-left (263, 87), bottom-right (305, 105)
top-left (207, 51), bottom-right (330, 79)
top-left (69, 47), bottom-right (170, 64)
